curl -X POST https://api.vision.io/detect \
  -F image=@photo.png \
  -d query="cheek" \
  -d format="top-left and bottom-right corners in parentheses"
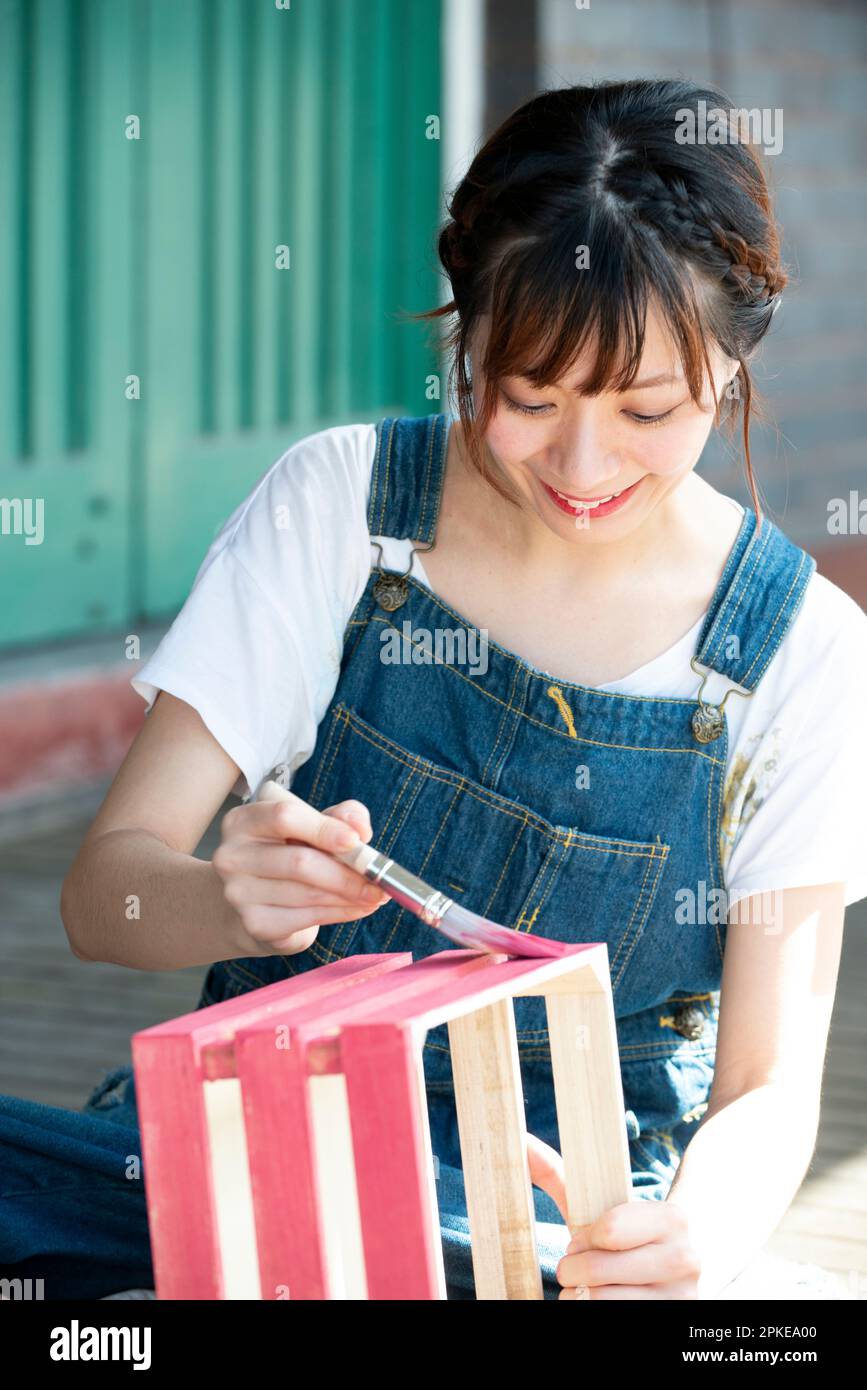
top-left (627, 415), bottom-right (714, 477)
top-left (485, 416), bottom-right (539, 466)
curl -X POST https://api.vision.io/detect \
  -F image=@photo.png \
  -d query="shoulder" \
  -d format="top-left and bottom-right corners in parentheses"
top-left (188, 421), bottom-right (379, 600)
top-left (212, 421), bottom-right (379, 556)
top-left (730, 562), bottom-right (867, 746)
top-left (783, 566), bottom-right (867, 671)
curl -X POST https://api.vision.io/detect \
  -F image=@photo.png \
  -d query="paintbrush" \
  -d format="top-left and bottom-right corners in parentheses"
top-left (257, 779), bottom-right (570, 960)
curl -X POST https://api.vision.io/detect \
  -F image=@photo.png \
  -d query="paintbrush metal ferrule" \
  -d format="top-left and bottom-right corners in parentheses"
top-left (358, 850), bottom-right (455, 927)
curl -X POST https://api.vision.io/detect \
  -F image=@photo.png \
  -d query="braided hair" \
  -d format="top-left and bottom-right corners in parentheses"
top-left (411, 79), bottom-right (790, 527)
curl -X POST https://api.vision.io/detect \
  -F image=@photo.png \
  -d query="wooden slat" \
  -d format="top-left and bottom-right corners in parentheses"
top-left (449, 999), bottom-right (542, 1299)
top-left (341, 1018), bottom-right (445, 1299)
top-left (547, 985), bottom-right (633, 1227)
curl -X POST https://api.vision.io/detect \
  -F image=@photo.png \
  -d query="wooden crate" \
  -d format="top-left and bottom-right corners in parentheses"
top-left (132, 943), bottom-right (631, 1300)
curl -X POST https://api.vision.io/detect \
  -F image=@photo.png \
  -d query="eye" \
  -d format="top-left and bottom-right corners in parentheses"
top-left (501, 391), bottom-right (551, 416)
top-left (625, 408), bottom-right (677, 427)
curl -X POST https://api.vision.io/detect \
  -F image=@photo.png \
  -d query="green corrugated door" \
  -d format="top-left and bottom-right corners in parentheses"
top-left (0, 0), bottom-right (443, 648)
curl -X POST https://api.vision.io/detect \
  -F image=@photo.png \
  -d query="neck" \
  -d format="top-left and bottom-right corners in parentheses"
top-left (452, 424), bottom-right (704, 594)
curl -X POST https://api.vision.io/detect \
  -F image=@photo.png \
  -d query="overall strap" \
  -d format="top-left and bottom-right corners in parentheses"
top-left (694, 506), bottom-right (816, 691)
top-left (367, 413), bottom-right (451, 542)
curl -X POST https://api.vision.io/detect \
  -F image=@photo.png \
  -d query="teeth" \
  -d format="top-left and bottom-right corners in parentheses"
top-left (553, 488), bottom-right (619, 508)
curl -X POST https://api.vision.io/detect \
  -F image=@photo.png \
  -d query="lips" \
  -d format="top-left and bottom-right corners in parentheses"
top-left (540, 476), bottom-right (643, 519)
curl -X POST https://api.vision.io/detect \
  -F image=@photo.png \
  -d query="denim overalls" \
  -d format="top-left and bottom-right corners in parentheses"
top-left (0, 411), bottom-right (814, 1300)
top-left (198, 411), bottom-right (814, 1295)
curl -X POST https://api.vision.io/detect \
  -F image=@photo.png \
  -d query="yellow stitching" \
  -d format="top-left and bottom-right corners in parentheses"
top-left (328, 754), bottom-right (419, 956)
top-left (482, 817), bottom-right (527, 918)
top-left (365, 611), bottom-right (725, 765)
top-left (546, 685), bottom-right (578, 739)
top-left (703, 524), bottom-right (769, 660)
top-left (741, 550), bottom-right (805, 682)
top-left (638, 1130), bottom-right (681, 1163)
top-left (681, 1102), bottom-right (708, 1124)
top-left (515, 906), bottom-right (540, 932)
top-left (336, 704), bottom-right (669, 856)
top-left (516, 837), bottom-right (567, 936)
top-left (382, 782), bottom-right (463, 951)
top-left (481, 661), bottom-right (522, 785)
top-left (308, 704), bottom-right (349, 806)
top-left (611, 847), bottom-right (666, 984)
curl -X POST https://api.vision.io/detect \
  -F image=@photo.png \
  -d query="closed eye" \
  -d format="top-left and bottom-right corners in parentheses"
top-left (625, 408), bottom-right (678, 427)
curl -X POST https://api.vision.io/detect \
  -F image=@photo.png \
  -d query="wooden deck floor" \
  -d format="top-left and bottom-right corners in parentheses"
top-left (0, 782), bottom-right (864, 1297)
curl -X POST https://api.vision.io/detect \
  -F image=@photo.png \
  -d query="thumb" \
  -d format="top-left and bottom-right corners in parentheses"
top-left (526, 1132), bottom-right (569, 1226)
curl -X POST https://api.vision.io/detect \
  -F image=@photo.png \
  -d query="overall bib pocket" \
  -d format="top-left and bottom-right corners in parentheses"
top-left (300, 703), bottom-right (671, 1091)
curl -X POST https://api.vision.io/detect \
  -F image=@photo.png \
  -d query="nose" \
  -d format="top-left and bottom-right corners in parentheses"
top-left (550, 416), bottom-right (623, 495)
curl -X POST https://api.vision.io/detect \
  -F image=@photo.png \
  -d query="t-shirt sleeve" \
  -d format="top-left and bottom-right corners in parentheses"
top-left (722, 580), bottom-right (867, 911)
top-left (131, 423), bottom-right (377, 800)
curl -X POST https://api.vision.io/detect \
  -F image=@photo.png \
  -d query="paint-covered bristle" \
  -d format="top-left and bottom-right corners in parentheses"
top-left (436, 903), bottom-right (571, 959)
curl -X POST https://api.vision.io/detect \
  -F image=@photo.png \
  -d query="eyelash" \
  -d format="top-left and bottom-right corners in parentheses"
top-left (501, 395), bottom-right (677, 427)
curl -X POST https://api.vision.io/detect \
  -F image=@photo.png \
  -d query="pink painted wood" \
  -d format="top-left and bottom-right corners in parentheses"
top-left (234, 950), bottom-right (498, 1298)
top-left (134, 942), bottom-right (598, 1299)
top-left (131, 954), bottom-right (409, 1299)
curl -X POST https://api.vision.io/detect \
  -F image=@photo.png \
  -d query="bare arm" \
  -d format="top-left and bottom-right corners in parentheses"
top-left (665, 881), bottom-right (846, 1297)
top-left (60, 691), bottom-right (386, 971)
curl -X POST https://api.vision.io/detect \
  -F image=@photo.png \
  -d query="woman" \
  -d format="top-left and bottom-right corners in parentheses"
top-left (7, 78), bottom-right (867, 1300)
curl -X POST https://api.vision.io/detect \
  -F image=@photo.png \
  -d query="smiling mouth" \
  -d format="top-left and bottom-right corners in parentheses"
top-left (549, 486), bottom-right (622, 507)
top-left (538, 476), bottom-right (644, 519)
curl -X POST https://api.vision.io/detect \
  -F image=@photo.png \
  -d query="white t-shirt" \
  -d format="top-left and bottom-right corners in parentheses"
top-left (132, 422), bottom-right (867, 911)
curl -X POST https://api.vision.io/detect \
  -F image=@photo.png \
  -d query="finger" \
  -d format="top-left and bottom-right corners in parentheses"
top-left (324, 799), bottom-right (374, 843)
top-left (238, 900), bottom-right (386, 947)
top-left (565, 1200), bottom-right (671, 1254)
top-left (214, 843), bottom-right (388, 901)
top-left (557, 1238), bottom-right (696, 1289)
top-left (559, 1283), bottom-right (681, 1300)
top-left (231, 793), bottom-right (362, 853)
top-left (223, 872), bottom-right (388, 912)
top-left (526, 1132), bottom-right (569, 1226)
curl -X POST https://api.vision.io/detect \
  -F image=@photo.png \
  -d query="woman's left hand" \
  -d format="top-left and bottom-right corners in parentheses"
top-left (527, 1133), bottom-right (702, 1300)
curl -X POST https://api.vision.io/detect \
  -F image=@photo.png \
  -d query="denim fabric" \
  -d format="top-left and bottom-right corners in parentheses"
top-left (199, 412), bottom-right (815, 1289)
top-left (0, 1067), bottom-right (151, 1300)
top-left (0, 412), bottom-right (814, 1299)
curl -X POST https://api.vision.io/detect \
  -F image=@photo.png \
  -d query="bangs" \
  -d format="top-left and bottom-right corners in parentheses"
top-left (475, 213), bottom-right (717, 427)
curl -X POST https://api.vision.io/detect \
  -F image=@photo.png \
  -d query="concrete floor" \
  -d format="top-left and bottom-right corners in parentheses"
top-left (0, 780), bottom-right (865, 1297)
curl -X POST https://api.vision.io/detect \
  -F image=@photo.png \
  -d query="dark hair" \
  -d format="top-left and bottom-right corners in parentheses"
top-left (412, 79), bottom-right (789, 527)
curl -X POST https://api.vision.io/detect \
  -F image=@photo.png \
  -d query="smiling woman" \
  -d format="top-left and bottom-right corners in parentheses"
top-left (7, 77), bottom-right (867, 1303)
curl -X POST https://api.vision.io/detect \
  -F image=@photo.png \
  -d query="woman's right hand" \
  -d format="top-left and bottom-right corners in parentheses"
top-left (212, 789), bottom-right (390, 957)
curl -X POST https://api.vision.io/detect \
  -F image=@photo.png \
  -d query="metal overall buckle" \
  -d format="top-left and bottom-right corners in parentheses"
top-left (689, 656), bottom-right (752, 743)
top-left (371, 539), bottom-right (435, 612)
